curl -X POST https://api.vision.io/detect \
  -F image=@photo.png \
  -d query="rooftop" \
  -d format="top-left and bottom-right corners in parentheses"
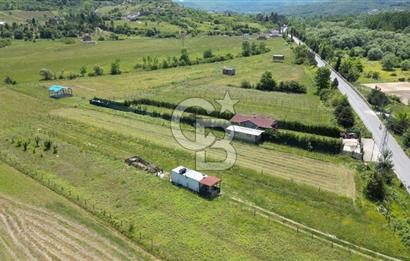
top-left (200, 176), bottom-right (221, 187)
top-left (230, 114), bottom-right (276, 129)
top-left (172, 166), bottom-right (207, 182)
top-left (227, 125), bottom-right (265, 136)
top-left (49, 85), bottom-right (68, 92)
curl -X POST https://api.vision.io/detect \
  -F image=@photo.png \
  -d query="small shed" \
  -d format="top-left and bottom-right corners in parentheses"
top-left (48, 85), bottom-right (72, 98)
top-left (227, 125), bottom-right (264, 144)
top-left (223, 67), bottom-right (236, 76)
top-left (171, 166), bottom-right (221, 198)
top-left (342, 139), bottom-right (363, 160)
top-left (273, 55), bottom-right (285, 62)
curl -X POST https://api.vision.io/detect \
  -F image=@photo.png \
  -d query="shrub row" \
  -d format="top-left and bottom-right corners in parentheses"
top-left (262, 129), bottom-right (343, 154)
top-left (90, 98), bottom-right (227, 131)
top-left (277, 120), bottom-right (342, 138)
top-left (126, 98), bottom-right (235, 120)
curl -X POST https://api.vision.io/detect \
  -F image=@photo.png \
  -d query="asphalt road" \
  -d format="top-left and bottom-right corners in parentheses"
top-left (291, 34), bottom-right (410, 190)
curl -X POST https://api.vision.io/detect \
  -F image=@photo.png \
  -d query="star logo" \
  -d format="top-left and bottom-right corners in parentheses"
top-left (216, 91), bottom-right (239, 114)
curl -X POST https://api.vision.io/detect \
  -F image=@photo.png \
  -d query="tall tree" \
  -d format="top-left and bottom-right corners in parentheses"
top-left (315, 67), bottom-right (331, 92)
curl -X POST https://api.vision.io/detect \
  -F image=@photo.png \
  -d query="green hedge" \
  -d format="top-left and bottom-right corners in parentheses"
top-left (262, 129), bottom-right (343, 154)
top-left (277, 120), bottom-right (342, 138)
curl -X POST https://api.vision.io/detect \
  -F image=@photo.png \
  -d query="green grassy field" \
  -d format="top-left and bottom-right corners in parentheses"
top-left (29, 37), bottom-right (335, 125)
top-left (0, 36), bottom-right (244, 83)
top-left (0, 87), bottom-right (375, 260)
top-left (0, 162), bottom-right (154, 260)
top-left (358, 58), bottom-right (410, 84)
top-left (1, 33), bottom-right (409, 259)
top-left (0, 86), bottom-right (408, 259)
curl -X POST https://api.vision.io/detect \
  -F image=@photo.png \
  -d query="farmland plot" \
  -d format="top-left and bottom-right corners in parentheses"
top-left (0, 163), bottom-right (155, 261)
top-left (0, 88), bottom-right (406, 259)
top-left (51, 107), bottom-right (354, 197)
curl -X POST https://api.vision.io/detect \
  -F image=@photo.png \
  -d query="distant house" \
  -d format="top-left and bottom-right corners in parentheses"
top-left (230, 114), bottom-right (277, 130)
top-left (0, 21), bottom-right (5, 26)
top-left (270, 29), bottom-right (281, 37)
top-left (227, 125), bottom-right (264, 144)
top-left (48, 85), bottom-right (72, 98)
top-left (223, 67), bottom-right (236, 76)
top-left (273, 54), bottom-right (285, 62)
top-left (242, 33), bottom-right (250, 41)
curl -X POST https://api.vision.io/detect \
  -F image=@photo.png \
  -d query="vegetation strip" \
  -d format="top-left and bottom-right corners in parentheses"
top-left (231, 197), bottom-right (400, 261)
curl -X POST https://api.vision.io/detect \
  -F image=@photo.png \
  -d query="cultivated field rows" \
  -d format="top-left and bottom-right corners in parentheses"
top-left (51, 107), bottom-right (355, 197)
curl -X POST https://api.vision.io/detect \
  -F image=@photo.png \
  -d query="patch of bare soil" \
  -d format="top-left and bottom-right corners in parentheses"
top-left (363, 82), bottom-right (410, 104)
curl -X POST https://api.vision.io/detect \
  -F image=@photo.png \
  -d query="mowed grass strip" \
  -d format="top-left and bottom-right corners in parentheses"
top-left (51, 107), bottom-right (355, 197)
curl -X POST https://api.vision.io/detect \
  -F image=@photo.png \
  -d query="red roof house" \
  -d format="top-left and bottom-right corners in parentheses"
top-left (230, 114), bottom-right (277, 130)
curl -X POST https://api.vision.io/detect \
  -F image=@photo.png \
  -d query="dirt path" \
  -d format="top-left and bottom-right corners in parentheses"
top-left (0, 195), bottom-right (153, 260)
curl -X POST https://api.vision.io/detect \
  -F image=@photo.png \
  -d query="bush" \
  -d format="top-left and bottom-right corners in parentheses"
top-left (401, 60), bottom-right (410, 71)
top-left (39, 68), bottom-right (54, 81)
top-left (93, 65), bottom-right (104, 76)
top-left (203, 49), bottom-right (213, 59)
top-left (67, 72), bottom-right (79, 80)
top-left (366, 172), bottom-right (385, 201)
top-left (3, 76), bottom-right (16, 85)
top-left (367, 86), bottom-right (389, 109)
top-left (0, 39), bottom-right (11, 48)
top-left (382, 53), bottom-right (399, 71)
top-left (367, 48), bottom-right (383, 61)
top-left (277, 81), bottom-right (307, 93)
top-left (240, 80), bottom-right (252, 89)
top-left (277, 120), bottom-right (342, 137)
top-left (256, 71), bottom-right (276, 91)
top-left (334, 97), bottom-right (355, 128)
top-left (80, 66), bottom-right (87, 77)
top-left (262, 129), bottom-right (343, 154)
top-left (365, 71), bottom-right (380, 80)
top-left (110, 59), bottom-right (121, 75)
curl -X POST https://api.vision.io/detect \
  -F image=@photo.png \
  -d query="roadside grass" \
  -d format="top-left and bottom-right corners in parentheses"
top-left (358, 58), bottom-right (410, 84)
top-left (0, 162), bottom-right (154, 260)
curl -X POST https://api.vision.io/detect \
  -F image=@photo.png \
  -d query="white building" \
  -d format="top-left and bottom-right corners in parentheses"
top-left (171, 166), bottom-right (221, 198)
top-left (0, 21), bottom-right (5, 26)
top-left (342, 139), bottom-right (363, 159)
top-left (227, 125), bottom-right (264, 144)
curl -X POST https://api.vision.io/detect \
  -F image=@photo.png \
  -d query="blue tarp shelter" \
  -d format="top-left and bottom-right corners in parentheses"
top-left (48, 85), bottom-right (72, 98)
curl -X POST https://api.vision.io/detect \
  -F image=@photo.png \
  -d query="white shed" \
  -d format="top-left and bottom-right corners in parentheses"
top-left (227, 125), bottom-right (264, 144)
top-left (171, 166), bottom-right (221, 198)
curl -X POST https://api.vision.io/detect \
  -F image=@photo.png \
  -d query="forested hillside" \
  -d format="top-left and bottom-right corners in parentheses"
top-left (176, 0), bottom-right (410, 16)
